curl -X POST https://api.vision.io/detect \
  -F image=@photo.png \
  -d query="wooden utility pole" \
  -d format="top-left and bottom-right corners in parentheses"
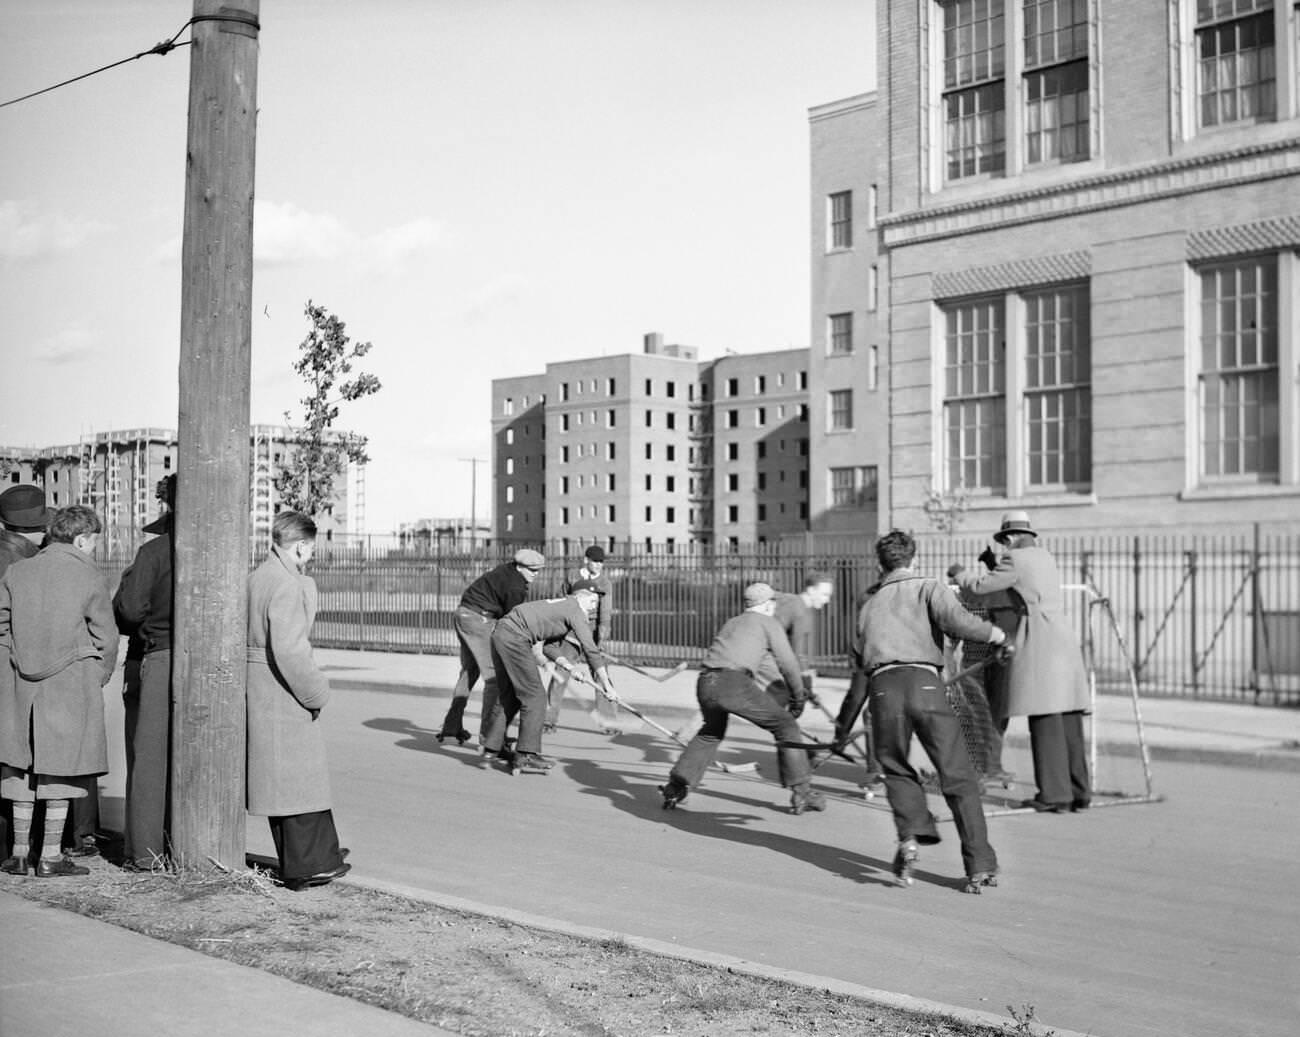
top-left (172, 0), bottom-right (260, 868)
top-left (460, 457), bottom-right (484, 549)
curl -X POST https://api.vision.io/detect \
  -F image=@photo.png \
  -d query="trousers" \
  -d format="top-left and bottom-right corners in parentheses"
top-left (1028, 710), bottom-right (1090, 806)
top-left (670, 669), bottom-right (810, 789)
top-left (269, 809), bottom-right (344, 883)
top-left (483, 630), bottom-right (549, 755)
top-left (123, 650), bottom-right (172, 864)
top-left (441, 608), bottom-right (499, 738)
top-left (868, 665), bottom-right (997, 878)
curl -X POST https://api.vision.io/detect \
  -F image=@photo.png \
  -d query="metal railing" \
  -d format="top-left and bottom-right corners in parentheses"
top-left (93, 523), bottom-right (1300, 705)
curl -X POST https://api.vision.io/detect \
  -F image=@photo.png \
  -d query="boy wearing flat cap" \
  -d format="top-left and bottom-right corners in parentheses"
top-left (660, 582), bottom-right (825, 815)
top-left (545, 545), bottom-right (619, 733)
top-left (437, 549), bottom-right (544, 745)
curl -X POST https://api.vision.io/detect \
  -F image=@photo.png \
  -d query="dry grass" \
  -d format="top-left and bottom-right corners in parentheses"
top-left (1, 855), bottom-right (1040, 1037)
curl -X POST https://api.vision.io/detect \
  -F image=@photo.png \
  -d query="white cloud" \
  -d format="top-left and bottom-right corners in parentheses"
top-left (149, 202), bottom-right (444, 270)
top-left (34, 325), bottom-right (97, 366)
top-left (254, 200), bottom-right (352, 266)
top-left (0, 200), bottom-right (111, 260)
top-left (362, 218), bottom-right (444, 274)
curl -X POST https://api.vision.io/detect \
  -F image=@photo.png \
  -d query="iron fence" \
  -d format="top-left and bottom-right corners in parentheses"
top-left (93, 524), bottom-right (1300, 705)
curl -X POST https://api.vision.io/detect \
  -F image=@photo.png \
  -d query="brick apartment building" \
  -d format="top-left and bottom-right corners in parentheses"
top-left (2, 424), bottom-right (357, 545)
top-left (492, 334), bottom-right (810, 548)
top-left (814, 0), bottom-right (1300, 536)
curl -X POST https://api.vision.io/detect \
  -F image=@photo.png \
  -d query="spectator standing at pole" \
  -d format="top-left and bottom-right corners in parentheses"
top-left (659, 583), bottom-right (826, 815)
top-left (437, 549), bottom-right (544, 745)
top-left (0, 505), bottom-right (117, 877)
top-left (0, 485), bottom-right (49, 858)
top-left (951, 510), bottom-right (1091, 813)
top-left (246, 511), bottom-right (350, 891)
top-left (544, 545), bottom-right (618, 733)
top-left (113, 475), bottom-right (177, 869)
top-left (852, 530), bottom-right (1006, 893)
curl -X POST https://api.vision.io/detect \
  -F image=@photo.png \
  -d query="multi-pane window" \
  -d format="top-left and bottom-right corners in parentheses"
top-left (941, 285), bottom-right (1093, 495)
top-left (1196, 0), bottom-right (1276, 128)
top-left (829, 389), bottom-right (854, 431)
top-left (829, 465), bottom-right (879, 508)
top-left (943, 298), bottom-right (1007, 491)
top-left (1023, 0), bottom-right (1089, 164)
top-left (1025, 285), bottom-right (1092, 486)
top-left (1199, 256), bottom-right (1279, 478)
top-left (829, 191), bottom-right (853, 249)
top-left (942, 0), bottom-right (1006, 180)
top-left (830, 313), bottom-right (854, 354)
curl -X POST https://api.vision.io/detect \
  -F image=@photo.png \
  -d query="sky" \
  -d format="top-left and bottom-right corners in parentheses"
top-left (1, 0), bottom-right (877, 534)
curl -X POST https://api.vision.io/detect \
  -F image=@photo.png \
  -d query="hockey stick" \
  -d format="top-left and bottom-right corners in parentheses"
top-left (605, 655), bottom-right (689, 683)
top-left (566, 669), bottom-right (758, 773)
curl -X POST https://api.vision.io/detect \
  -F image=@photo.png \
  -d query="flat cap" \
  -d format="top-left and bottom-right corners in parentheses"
top-left (584, 545), bottom-right (606, 562)
top-left (0, 484), bottom-right (50, 533)
top-left (513, 548), bottom-right (545, 569)
top-left (743, 582), bottom-right (775, 608)
top-left (567, 578), bottom-right (603, 595)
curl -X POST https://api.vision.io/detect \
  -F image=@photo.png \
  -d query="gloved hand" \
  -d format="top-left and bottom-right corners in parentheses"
top-left (978, 546), bottom-right (999, 571)
top-left (995, 643), bottom-right (1016, 664)
top-left (788, 696), bottom-right (806, 718)
top-left (946, 562), bottom-right (965, 580)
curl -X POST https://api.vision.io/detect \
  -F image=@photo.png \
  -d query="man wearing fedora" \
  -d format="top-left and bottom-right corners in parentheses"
top-left (437, 548), bottom-right (545, 746)
top-left (0, 484), bottom-right (50, 859)
top-left (0, 484), bottom-right (47, 578)
top-left (951, 510), bottom-right (1091, 813)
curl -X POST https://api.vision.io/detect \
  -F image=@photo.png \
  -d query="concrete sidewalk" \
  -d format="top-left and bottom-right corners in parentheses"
top-left (0, 892), bottom-right (455, 1037)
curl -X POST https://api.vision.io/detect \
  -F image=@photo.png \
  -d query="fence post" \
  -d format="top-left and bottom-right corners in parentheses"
top-left (1132, 536), bottom-right (1143, 683)
top-left (1187, 549), bottom-right (1199, 697)
top-left (1250, 522), bottom-right (1262, 703)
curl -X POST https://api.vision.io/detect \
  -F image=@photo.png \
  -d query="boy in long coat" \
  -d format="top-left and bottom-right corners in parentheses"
top-left (247, 511), bottom-right (349, 890)
top-left (0, 505), bottom-right (117, 876)
top-left (952, 510), bottom-right (1091, 812)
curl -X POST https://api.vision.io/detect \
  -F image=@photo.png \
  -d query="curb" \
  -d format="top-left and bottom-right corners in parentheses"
top-left (343, 874), bottom-right (1095, 1037)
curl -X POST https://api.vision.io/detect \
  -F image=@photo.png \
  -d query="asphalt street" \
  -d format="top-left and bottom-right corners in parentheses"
top-left (221, 664), bottom-right (1300, 1037)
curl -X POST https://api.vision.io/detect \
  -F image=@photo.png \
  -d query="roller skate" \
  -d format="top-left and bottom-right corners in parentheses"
top-left (790, 784), bottom-right (827, 815)
top-left (510, 752), bottom-right (556, 775)
top-left (892, 838), bottom-right (920, 887)
top-left (659, 777), bottom-right (689, 810)
top-left (435, 728), bottom-right (473, 746)
top-left (963, 871), bottom-right (998, 895)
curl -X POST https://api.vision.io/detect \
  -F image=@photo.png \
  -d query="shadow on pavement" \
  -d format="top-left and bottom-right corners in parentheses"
top-left (561, 754), bottom-right (899, 888)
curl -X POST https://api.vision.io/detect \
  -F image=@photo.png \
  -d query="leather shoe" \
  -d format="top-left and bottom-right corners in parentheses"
top-left (35, 856), bottom-right (90, 877)
top-left (63, 838), bottom-right (99, 858)
top-left (1, 855), bottom-right (30, 876)
top-left (1017, 798), bottom-right (1067, 814)
top-left (1070, 799), bottom-right (1091, 812)
top-left (283, 860), bottom-right (351, 891)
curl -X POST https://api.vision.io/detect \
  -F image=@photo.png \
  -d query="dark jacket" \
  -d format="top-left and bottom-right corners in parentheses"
top-left (0, 527), bottom-right (38, 579)
top-left (563, 565), bottom-right (613, 644)
top-left (460, 562), bottom-right (530, 619)
top-left (113, 525), bottom-right (173, 654)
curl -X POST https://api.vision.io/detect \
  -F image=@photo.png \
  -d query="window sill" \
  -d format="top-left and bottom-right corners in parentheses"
top-left (1179, 483), bottom-right (1299, 502)
top-left (962, 492), bottom-right (1097, 512)
top-left (824, 246), bottom-right (855, 256)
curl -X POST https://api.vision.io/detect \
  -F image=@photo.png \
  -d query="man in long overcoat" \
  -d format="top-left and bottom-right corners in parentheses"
top-left (952, 510), bottom-right (1091, 812)
top-left (246, 511), bottom-right (350, 890)
top-left (0, 505), bottom-right (116, 876)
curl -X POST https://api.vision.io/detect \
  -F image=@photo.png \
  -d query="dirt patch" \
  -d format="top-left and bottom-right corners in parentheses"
top-left (1, 856), bottom-right (1027, 1037)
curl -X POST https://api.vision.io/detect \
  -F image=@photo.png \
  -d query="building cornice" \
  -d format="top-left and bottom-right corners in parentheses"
top-left (881, 136), bottom-right (1300, 248)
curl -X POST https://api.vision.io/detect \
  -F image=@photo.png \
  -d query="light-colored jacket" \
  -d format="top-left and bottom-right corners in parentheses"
top-left (246, 546), bottom-right (332, 816)
top-left (0, 543), bottom-right (117, 776)
top-left (956, 544), bottom-right (1089, 717)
